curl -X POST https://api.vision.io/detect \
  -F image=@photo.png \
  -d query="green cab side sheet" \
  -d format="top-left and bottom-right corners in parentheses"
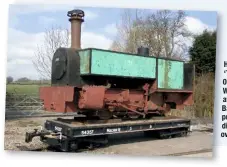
top-left (158, 59), bottom-right (184, 89)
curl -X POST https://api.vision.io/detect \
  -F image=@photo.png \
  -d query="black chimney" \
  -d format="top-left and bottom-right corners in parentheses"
top-left (137, 47), bottom-right (149, 56)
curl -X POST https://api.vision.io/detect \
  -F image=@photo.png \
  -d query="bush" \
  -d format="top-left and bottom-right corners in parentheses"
top-left (193, 73), bottom-right (215, 118)
top-left (168, 73), bottom-right (215, 119)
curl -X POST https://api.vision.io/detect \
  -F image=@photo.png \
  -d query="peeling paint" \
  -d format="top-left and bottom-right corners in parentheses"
top-left (90, 49), bottom-right (156, 78)
top-left (158, 59), bottom-right (183, 89)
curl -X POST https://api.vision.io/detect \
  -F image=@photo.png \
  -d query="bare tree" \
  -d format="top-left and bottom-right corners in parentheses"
top-left (33, 26), bottom-right (70, 79)
top-left (111, 9), bottom-right (145, 53)
top-left (111, 9), bottom-right (192, 60)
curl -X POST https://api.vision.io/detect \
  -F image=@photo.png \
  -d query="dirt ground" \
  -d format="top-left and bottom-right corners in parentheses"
top-left (4, 117), bottom-right (213, 158)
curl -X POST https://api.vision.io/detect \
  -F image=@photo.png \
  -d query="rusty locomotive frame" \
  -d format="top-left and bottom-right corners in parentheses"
top-left (25, 9), bottom-right (194, 152)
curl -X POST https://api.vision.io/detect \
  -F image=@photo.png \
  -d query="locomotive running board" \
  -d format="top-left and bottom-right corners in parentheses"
top-left (25, 116), bottom-right (191, 152)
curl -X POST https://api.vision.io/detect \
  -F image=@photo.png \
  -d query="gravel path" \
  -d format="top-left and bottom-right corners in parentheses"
top-left (4, 117), bottom-right (48, 151)
top-left (4, 117), bottom-right (213, 158)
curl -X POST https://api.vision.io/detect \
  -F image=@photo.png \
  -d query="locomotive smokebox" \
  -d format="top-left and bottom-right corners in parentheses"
top-left (67, 9), bottom-right (85, 49)
top-left (137, 47), bottom-right (149, 56)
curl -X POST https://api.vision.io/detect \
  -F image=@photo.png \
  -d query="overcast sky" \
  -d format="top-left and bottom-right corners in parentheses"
top-left (6, 5), bottom-right (217, 80)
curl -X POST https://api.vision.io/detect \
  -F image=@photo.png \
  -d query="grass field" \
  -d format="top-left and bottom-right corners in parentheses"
top-left (6, 84), bottom-right (50, 95)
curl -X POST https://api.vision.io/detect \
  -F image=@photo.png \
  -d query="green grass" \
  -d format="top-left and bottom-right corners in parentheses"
top-left (6, 84), bottom-right (50, 95)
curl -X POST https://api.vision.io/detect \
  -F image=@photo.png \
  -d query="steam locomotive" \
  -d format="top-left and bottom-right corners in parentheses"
top-left (39, 9), bottom-right (194, 120)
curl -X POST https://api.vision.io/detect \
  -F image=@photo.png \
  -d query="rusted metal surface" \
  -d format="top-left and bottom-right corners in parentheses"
top-left (150, 80), bottom-right (158, 91)
top-left (165, 92), bottom-right (193, 110)
top-left (104, 88), bottom-right (144, 116)
top-left (40, 83), bottom-right (193, 118)
top-left (67, 9), bottom-right (84, 49)
top-left (143, 83), bottom-right (149, 113)
top-left (78, 86), bottom-right (106, 109)
top-left (40, 86), bottom-right (76, 112)
top-left (76, 83), bottom-right (190, 117)
top-left (182, 93), bottom-right (194, 106)
top-left (78, 85), bottom-right (145, 117)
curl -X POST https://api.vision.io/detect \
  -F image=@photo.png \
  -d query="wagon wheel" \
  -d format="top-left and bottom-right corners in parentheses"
top-left (69, 142), bottom-right (78, 152)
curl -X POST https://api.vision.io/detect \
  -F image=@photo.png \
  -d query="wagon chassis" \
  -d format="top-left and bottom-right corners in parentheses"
top-left (25, 116), bottom-right (192, 152)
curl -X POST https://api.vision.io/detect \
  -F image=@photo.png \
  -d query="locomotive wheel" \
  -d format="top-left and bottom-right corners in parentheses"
top-left (96, 110), bottom-right (113, 120)
top-left (82, 110), bottom-right (113, 120)
top-left (82, 111), bottom-right (98, 120)
top-left (127, 113), bottom-right (141, 119)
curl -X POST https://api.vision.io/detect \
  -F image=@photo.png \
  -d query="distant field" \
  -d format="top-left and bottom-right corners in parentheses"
top-left (6, 84), bottom-right (50, 95)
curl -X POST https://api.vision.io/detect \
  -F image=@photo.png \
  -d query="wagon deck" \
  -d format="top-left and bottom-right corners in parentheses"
top-left (25, 116), bottom-right (192, 152)
top-left (45, 116), bottom-right (190, 136)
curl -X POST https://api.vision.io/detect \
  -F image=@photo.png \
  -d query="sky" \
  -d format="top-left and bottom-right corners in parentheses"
top-left (6, 4), bottom-right (217, 80)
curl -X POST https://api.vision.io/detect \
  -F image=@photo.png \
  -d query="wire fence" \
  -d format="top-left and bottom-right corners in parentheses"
top-left (5, 92), bottom-right (79, 119)
top-left (5, 93), bottom-right (44, 116)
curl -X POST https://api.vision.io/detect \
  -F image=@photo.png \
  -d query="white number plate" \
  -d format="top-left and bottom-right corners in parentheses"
top-left (81, 130), bottom-right (94, 135)
top-left (54, 126), bottom-right (62, 132)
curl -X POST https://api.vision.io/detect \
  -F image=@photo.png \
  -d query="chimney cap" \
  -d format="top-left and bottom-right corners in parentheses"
top-left (67, 9), bottom-right (85, 18)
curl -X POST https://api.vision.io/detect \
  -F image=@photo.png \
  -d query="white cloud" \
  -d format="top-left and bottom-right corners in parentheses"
top-left (81, 32), bottom-right (113, 49)
top-left (38, 16), bottom-right (56, 26)
top-left (7, 28), bottom-right (44, 60)
top-left (7, 27), bottom-right (112, 80)
top-left (170, 16), bottom-right (216, 60)
top-left (104, 23), bottom-right (118, 36)
top-left (6, 28), bottom-right (44, 79)
top-left (84, 11), bottom-right (99, 20)
top-left (184, 16), bottom-right (216, 35)
top-left (184, 16), bottom-right (216, 47)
